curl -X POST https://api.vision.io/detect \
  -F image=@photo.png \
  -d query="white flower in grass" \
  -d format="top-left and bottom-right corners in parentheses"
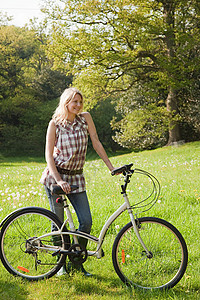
top-left (115, 225), bottom-right (120, 229)
top-left (157, 200), bottom-right (161, 204)
top-left (0, 208), bottom-right (3, 211)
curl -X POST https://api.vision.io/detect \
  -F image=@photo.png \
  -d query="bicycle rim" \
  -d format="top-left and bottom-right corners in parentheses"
top-left (0, 207), bottom-right (69, 280)
top-left (112, 217), bottom-right (188, 289)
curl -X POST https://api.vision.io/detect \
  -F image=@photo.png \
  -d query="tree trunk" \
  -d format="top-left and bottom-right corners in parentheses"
top-left (163, 0), bottom-right (181, 145)
top-left (166, 87), bottom-right (181, 145)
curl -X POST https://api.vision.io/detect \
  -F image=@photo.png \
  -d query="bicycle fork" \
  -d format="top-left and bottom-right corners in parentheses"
top-left (123, 193), bottom-right (153, 258)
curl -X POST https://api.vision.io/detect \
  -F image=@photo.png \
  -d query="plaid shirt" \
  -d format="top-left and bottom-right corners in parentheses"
top-left (40, 114), bottom-right (88, 193)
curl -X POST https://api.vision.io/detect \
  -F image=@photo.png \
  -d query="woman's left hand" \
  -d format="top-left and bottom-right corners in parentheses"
top-left (57, 180), bottom-right (71, 194)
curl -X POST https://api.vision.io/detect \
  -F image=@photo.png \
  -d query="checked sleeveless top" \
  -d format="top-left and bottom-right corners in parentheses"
top-left (40, 114), bottom-right (88, 193)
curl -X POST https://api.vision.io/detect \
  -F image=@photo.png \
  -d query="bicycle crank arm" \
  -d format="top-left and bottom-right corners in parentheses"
top-left (52, 244), bottom-right (87, 257)
top-left (52, 250), bottom-right (71, 256)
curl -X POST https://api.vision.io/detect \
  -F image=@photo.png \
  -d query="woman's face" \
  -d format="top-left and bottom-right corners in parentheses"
top-left (67, 93), bottom-right (83, 116)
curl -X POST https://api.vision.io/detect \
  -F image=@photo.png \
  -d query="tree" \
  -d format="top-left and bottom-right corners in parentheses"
top-left (0, 11), bottom-right (12, 26)
top-left (0, 26), bottom-right (39, 99)
top-left (44, 0), bottom-right (200, 146)
top-left (111, 82), bottom-right (172, 149)
top-left (0, 25), bottom-right (72, 155)
top-left (90, 97), bottom-right (121, 152)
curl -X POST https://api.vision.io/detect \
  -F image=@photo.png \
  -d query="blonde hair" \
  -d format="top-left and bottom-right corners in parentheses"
top-left (52, 87), bottom-right (83, 125)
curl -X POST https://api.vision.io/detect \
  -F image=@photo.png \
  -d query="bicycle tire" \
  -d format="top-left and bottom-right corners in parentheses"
top-left (112, 217), bottom-right (188, 289)
top-left (0, 207), bottom-right (70, 280)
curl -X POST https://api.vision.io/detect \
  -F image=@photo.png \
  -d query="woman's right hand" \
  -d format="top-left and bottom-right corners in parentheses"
top-left (57, 180), bottom-right (71, 194)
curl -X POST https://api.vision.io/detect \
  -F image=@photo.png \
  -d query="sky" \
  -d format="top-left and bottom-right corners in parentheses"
top-left (0, 0), bottom-right (45, 27)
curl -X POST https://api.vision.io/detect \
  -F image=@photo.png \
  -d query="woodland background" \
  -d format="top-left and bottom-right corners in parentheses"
top-left (0, 0), bottom-right (199, 157)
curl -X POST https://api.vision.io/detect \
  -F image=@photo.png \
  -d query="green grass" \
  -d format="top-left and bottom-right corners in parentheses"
top-left (0, 141), bottom-right (200, 299)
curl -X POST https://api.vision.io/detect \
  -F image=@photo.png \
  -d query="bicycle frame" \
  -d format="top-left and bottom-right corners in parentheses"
top-left (34, 185), bottom-right (151, 259)
top-left (27, 166), bottom-right (157, 259)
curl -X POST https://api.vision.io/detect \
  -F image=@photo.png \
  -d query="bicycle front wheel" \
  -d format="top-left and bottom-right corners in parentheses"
top-left (112, 217), bottom-right (188, 289)
top-left (0, 207), bottom-right (70, 280)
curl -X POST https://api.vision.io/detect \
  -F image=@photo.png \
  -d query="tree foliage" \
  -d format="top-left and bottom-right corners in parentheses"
top-left (111, 82), bottom-right (172, 149)
top-left (0, 25), bottom-right (72, 155)
top-left (0, 12), bottom-right (12, 26)
top-left (44, 0), bottom-right (200, 148)
top-left (90, 97), bottom-right (121, 152)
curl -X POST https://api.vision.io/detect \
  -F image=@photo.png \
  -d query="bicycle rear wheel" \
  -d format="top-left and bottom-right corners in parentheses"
top-left (112, 217), bottom-right (188, 289)
top-left (0, 207), bottom-right (70, 280)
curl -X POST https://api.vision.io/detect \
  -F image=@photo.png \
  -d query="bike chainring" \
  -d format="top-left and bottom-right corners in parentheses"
top-left (68, 243), bottom-right (88, 265)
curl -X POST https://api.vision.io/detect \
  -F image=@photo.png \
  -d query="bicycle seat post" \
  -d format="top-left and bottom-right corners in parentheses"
top-left (62, 196), bottom-right (79, 244)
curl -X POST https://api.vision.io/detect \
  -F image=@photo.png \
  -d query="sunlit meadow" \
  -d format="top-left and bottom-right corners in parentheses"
top-left (0, 142), bottom-right (199, 300)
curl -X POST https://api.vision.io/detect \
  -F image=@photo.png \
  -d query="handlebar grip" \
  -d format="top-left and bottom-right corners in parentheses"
top-left (111, 163), bottom-right (133, 176)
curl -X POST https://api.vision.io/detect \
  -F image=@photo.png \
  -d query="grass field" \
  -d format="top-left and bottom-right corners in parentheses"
top-left (0, 142), bottom-right (200, 299)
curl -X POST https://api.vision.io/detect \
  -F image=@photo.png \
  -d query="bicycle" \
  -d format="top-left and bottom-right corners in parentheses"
top-left (0, 164), bottom-right (188, 290)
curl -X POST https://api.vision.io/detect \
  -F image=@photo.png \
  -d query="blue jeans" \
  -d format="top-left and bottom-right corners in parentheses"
top-left (44, 187), bottom-right (92, 248)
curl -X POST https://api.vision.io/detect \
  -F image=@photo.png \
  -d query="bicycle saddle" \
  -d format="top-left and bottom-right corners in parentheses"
top-left (50, 184), bottom-right (79, 195)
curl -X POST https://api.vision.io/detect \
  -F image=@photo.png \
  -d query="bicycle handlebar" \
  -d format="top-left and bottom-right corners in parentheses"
top-left (111, 163), bottom-right (133, 176)
top-left (50, 164), bottom-right (134, 195)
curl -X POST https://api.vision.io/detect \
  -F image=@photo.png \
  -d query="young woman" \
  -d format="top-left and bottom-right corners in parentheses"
top-left (40, 87), bottom-right (115, 276)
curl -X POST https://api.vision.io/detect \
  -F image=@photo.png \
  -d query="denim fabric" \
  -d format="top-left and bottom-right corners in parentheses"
top-left (44, 187), bottom-right (92, 247)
